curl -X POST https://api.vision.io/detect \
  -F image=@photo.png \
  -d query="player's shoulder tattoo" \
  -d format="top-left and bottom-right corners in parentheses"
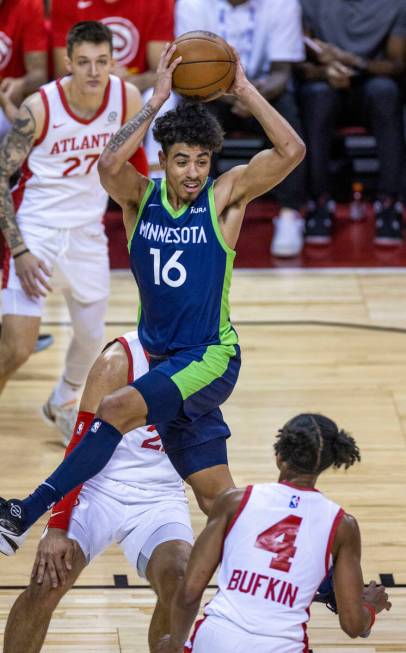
top-left (0, 103), bottom-right (36, 179)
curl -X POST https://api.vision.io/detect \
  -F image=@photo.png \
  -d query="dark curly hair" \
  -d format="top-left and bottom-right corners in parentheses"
top-left (274, 413), bottom-right (361, 474)
top-left (152, 102), bottom-right (224, 154)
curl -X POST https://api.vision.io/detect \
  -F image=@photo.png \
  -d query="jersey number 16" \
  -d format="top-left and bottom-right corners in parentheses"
top-left (150, 248), bottom-right (187, 288)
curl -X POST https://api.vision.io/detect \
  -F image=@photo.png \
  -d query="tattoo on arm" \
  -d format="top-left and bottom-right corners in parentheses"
top-left (107, 101), bottom-right (158, 153)
top-left (0, 104), bottom-right (36, 252)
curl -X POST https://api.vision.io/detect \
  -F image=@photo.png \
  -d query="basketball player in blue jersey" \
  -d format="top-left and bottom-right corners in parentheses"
top-left (0, 43), bottom-right (306, 551)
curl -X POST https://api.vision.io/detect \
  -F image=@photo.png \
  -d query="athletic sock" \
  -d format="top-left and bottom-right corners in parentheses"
top-left (21, 418), bottom-right (122, 529)
top-left (52, 376), bottom-right (82, 406)
top-left (49, 410), bottom-right (95, 530)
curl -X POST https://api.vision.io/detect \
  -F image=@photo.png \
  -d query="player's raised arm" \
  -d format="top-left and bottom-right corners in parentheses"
top-left (332, 513), bottom-right (391, 638)
top-left (0, 95), bottom-right (51, 298)
top-left (215, 51), bottom-right (306, 213)
top-left (166, 489), bottom-right (243, 652)
top-left (98, 43), bottom-right (182, 210)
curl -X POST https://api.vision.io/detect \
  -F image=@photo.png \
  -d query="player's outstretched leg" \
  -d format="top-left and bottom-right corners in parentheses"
top-left (3, 542), bottom-right (86, 653)
top-left (146, 539), bottom-right (192, 653)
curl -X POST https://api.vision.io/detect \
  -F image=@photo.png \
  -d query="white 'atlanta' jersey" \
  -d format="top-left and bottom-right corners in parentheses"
top-left (13, 74), bottom-right (125, 230)
top-left (205, 482), bottom-right (344, 651)
top-left (85, 330), bottom-right (185, 501)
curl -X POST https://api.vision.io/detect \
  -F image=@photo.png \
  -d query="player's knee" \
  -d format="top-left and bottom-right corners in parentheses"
top-left (97, 392), bottom-right (130, 429)
top-left (24, 578), bottom-right (66, 613)
top-left (194, 492), bottom-right (214, 516)
top-left (149, 542), bottom-right (191, 608)
top-left (0, 340), bottom-right (33, 376)
top-left (156, 563), bottom-right (187, 608)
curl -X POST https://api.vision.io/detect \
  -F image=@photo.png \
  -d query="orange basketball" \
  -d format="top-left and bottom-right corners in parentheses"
top-left (169, 31), bottom-right (236, 102)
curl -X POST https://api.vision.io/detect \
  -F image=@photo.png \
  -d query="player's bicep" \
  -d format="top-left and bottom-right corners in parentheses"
top-left (98, 159), bottom-right (145, 206)
top-left (332, 515), bottom-right (364, 624)
top-left (236, 148), bottom-right (301, 203)
top-left (0, 102), bottom-right (38, 177)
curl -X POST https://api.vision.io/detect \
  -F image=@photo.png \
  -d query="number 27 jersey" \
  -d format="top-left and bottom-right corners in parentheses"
top-left (205, 482), bottom-right (344, 650)
top-left (129, 177), bottom-right (238, 355)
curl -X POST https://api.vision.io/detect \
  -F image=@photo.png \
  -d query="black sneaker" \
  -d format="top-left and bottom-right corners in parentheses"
top-left (374, 200), bottom-right (403, 245)
top-left (0, 498), bottom-right (28, 555)
top-left (305, 201), bottom-right (335, 244)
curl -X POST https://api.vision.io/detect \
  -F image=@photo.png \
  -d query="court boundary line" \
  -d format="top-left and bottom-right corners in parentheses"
top-left (38, 320), bottom-right (406, 335)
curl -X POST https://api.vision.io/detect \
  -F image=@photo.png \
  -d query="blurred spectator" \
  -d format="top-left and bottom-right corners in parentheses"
top-left (299, 0), bottom-right (406, 245)
top-left (0, 0), bottom-right (48, 139)
top-left (51, 0), bottom-right (173, 92)
top-left (176, 0), bottom-right (306, 258)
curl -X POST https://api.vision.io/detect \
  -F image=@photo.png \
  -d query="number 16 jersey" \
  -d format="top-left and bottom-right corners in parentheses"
top-left (129, 177), bottom-right (239, 355)
top-left (205, 482), bottom-right (344, 651)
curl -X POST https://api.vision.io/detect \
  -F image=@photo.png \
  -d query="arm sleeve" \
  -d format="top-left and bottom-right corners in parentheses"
top-left (22, 0), bottom-right (48, 53)
top-left (268, 0), bottom-right (305, 62)
top-left (50, 0), bottom-right (78, 49)
top-left (48, 411), bottom-right (95, 530)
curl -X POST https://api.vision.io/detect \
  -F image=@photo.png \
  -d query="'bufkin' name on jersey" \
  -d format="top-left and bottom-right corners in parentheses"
top-left (227, 568), bottom-right (299, 608)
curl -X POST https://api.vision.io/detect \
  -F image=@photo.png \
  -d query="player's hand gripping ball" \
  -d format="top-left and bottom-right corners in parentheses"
top-left (169, 30), bottom-right (236, 101)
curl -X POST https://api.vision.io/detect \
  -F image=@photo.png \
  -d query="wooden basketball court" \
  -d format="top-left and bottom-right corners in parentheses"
top-left (1, 269), bottom-right (405, 652)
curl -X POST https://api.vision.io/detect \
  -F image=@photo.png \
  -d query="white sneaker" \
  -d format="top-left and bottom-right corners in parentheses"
top-left (41, 392), bottom-right (77, 447)
top-left (271, 209), bottom-right (304, 257)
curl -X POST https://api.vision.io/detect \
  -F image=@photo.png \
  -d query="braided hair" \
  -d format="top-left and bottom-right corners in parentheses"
top-left (274, 413), bottom-right (360, 475)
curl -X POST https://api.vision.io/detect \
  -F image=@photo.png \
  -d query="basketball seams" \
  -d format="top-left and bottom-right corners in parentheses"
top-left (174, 63), bottom-right (235, 92)
top-left (171, 31), bottom-right (236, 98)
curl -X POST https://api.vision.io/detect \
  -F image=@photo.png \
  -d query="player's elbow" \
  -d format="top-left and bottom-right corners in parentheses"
top-left (339, 613), bottom-right (365, 639)
top-left (286, 137), bottom-right (306, 166)
top-left (98, 149), bottom-right (122, 180)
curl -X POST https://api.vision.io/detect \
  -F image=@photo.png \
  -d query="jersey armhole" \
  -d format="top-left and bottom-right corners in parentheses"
top-left (225, 485), bottom-right (253, 538)
top-left (35, 88), bottom-right (50, 145)
top-left (127, 179), bottom-right (155, 253)
top-left (116, 336), bottom-right (134, 383)
top-left (324, 507), bottom-right (345, 575)
top-left (208, 183), bottom-right (236, 256)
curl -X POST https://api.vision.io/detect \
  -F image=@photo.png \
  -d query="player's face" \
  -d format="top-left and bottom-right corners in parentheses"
top-left (161, 144), bottom-right (212, 202)
top-left (66, 42), bottom-right (113, 95)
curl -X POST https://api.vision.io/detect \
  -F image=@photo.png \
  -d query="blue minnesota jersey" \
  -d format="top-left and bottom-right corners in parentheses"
top-left (128, 177), bottom-right (238, 355)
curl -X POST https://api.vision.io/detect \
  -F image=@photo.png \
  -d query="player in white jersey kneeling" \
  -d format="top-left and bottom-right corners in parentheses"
top-left (0, 21), bottom-right (147, 443)
top-left (2, 331), bottom-right (193, 653)
top-left (165, 414), bottom-right (392, 652)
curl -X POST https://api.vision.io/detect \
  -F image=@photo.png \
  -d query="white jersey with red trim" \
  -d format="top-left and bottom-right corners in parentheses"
top-left (14, 74), bottom-right (125, 230)
top-left (205, 482), bottom-right (344, 651)
top-left (85, 330), bottom-right (185, 500)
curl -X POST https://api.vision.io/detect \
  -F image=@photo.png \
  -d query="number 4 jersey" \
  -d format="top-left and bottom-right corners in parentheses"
top-left (129, 177), bottom-right (239, 355)
top-left (204, 482), bottom-right (344, 651)
top-left (13, 74), bottom-right (125, 230)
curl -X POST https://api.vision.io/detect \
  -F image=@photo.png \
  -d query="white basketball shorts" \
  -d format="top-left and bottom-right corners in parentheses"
top-left (2, 221), bottom-right (109, 316)
top-left (67, 480), bottom-right (194, 578)
top-left (188, 615), bottom-right (302, 653)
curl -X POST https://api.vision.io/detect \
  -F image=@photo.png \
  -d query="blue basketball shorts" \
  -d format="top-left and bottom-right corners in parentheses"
top-left (131, 343), bottom-right (241, 479)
